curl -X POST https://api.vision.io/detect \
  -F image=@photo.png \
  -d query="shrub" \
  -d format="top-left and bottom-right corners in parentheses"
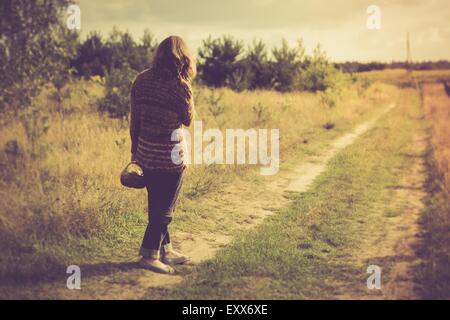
top-left (0, 0), bottom-right (74, 112)
top-left (198, 36), bottom-right (244, 87)
top-left (356, 76), bottom-right (373, 97)
top-left (318, 89), bottom-right (338, 108)
top-left (296, 45), bottom-right (342, 92)
top-left (71, 29), bottom-right (156, 78)
top-left (71, 32), bottom-right (112, 77)
top-left (271, 39), bottom-right (306, 92)
top-left (226, 61), bottom-right (253, 92)
top-left (245, 40), bottom-right (273, 89)
top-left (19, 106), bottom-right (50, 158)
top-left (97, 64), bottom-right (137, 119)
top-left (252, 102), bottom-right (270, 124)
top-left (206, 90), bottom-right (225, 117)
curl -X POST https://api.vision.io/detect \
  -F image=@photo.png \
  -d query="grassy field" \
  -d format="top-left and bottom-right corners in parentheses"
top-left (163, 87), bottom-right (424, 299)
top-left (0, 69), bottom-right (449, 300)
top-left (0, 76), bottom-right (394, 285)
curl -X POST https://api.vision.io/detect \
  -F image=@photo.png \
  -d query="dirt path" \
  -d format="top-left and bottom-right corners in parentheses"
top-left (381, 135), bottom-right (427, 300)
top-left (25, 103), bottom-right (400, 299)
top-left (333, 133), bottom-right (427, 300)
top-left (285, 104), bottom-right (396, 192)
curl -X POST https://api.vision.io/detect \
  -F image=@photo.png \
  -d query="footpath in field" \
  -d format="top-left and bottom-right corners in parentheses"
top-left (333, 131), bottom-right (427, 300)
top-left (165, 88), bottom-right (427, 299)
top-left (23, 101), bottom-right (400, 299)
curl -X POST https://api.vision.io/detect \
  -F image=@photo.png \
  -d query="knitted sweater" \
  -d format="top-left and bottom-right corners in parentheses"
top-left (130, 67), bottom-right (194, 172)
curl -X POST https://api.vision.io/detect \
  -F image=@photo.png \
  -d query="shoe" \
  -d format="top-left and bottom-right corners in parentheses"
top-left (161, 248), bottom-right (191, 265)
top-left (138, 257), bottom-right (175, 274)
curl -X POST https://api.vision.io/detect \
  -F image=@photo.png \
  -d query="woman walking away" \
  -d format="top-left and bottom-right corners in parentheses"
top-left (129, 36), bottom-right (196, 274)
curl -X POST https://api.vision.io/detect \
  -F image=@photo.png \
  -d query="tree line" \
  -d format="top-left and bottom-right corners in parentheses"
top-left (71, 31), bottom-right (345, 93)
top-left (70, 31), bottom-right (450, 92)
top-left (336, 60), bottom-right (450, 73)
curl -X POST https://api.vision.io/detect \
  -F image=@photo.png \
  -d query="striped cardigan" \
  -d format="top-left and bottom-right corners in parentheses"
top-left (130, 67), bottom-right (194, 172)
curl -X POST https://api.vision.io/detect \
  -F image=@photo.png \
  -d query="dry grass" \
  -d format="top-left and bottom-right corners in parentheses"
top-left (419, 83), bottom-right (450, 299)
top-left (0, 78), bottom-right (397, 278)
top-left (423, 84), bottom-right (450, 190)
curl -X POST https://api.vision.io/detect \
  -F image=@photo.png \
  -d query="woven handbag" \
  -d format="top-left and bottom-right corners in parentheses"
top-left (120, 161), bottom-right (146, 189)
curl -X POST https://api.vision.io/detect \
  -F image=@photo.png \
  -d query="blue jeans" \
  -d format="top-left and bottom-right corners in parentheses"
top-left (139, 169), bottom-right (183, 259)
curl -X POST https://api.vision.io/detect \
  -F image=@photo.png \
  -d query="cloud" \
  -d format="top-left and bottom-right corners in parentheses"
top-left (75, 0), bottom-right (450, 61)
top-left (79, 0), bottom-right (364, 29)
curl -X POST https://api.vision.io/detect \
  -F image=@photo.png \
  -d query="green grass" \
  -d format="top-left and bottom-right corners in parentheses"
top-left (163, 89), bottom-right (422, 299)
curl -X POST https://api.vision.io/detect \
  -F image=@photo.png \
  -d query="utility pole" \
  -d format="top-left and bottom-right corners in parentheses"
top-left (406, 32), bottom-right (412, 73)
top-left (406, 32), bottom-right (418, 88)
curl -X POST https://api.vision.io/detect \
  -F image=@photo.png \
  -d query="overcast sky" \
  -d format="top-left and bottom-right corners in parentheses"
top-left (76, 0), bottom-right (450, 62)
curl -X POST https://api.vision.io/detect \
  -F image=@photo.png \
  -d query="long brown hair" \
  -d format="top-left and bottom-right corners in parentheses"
top-left (152, 36), bottom-right (196, 82)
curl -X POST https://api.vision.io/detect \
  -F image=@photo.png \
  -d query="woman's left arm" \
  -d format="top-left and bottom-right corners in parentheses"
top-left (130, 80), bottom-right (140, 161)
top-left (179, 81), bottom-right (195, 127)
